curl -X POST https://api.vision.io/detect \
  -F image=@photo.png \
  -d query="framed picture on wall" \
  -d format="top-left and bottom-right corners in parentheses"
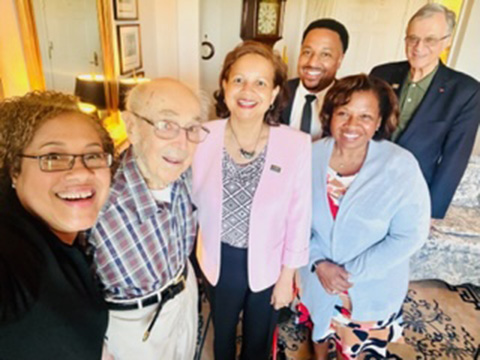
top-left (117, 25), bottom-right (142, 75)
top-left (114, 0), bottom-right (138, 20)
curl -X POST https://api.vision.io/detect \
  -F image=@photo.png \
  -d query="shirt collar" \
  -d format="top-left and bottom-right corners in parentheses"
top-left (112, 146), bottom-right (189, 223)
top-left (297, 80), bottom-right (334, 101)
top-left (407, 64), bottom-right (439, 91)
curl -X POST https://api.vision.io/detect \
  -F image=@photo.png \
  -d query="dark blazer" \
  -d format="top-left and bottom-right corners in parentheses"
top-left (280, 78), bottom-right (301, 125)
top-left (371, 61), bottom-right (480, 218)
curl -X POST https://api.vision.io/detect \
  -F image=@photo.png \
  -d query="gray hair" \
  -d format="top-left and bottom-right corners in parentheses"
top-left (408, 4), bottom-right (456, 35)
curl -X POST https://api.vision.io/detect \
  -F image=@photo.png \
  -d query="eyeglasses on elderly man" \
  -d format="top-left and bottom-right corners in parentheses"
top-left (129, 110), bottom-right (210, 143)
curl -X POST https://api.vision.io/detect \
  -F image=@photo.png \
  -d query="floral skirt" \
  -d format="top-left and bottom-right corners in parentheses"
top-left (315, 293), bottom-right (403, 359)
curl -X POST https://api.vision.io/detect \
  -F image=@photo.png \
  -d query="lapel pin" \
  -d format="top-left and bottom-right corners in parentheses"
top-left (439, 87), bottom-right (445, 93)
top-left (270, 165), bottom-right (281, 173)
top-left (392, 83), bottom-right (400, 89)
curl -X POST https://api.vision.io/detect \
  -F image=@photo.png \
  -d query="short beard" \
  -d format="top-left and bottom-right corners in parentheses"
top-left (302, 76), bottom-right (335, 93)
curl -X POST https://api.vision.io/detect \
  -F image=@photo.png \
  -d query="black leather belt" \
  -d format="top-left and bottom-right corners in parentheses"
top-left (107, 266), bottom-right (188, 311)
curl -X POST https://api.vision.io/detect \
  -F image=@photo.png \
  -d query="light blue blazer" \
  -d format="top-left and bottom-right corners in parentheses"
top-left (299, 137), bottom-right (431, 341)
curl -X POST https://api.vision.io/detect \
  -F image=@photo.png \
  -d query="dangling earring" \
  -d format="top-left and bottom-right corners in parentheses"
top-left (11, 182), bottom-right (16, 189)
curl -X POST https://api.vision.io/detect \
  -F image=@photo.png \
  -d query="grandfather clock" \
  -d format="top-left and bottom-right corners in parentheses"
top-left (240, 0), bottom-right (287, 48)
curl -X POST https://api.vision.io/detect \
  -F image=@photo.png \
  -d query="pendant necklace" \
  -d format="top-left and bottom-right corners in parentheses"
top-left (229, 121), bottom-right (263, 160)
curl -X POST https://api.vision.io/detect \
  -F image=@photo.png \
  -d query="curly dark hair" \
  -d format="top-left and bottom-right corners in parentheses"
top-left (213, 41), bottom-right (288, 126)
top-left (0, 91), bottom-right (114, 188)
top-left (321, 74), bottom-right (399, 140)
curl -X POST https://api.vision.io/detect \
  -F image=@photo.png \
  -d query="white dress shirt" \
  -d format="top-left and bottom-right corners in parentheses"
top-left (289, 81), bottom-right (333, 141)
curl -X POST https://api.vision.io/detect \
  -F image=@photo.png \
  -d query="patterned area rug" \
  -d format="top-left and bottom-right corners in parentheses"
top-left (195, 280), bottom-right (480, 360)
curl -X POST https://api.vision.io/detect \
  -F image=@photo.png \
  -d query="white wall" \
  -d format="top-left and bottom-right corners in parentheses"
top-left (138, 0), bottom-right (161, 79)
top-left (143, 0), bottom-right (179, 79)
top-left (177, 0), bottom-right (200, 90)
top-left (198, 0), bottom-right (243, 117)
top-left (138, 0), bottom-right (200, 92)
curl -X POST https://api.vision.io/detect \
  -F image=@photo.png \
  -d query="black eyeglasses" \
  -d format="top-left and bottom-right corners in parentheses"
top-left (130, 111), bottom-right (210, 143)
top-left (18, 152), bottom-right (113, 172)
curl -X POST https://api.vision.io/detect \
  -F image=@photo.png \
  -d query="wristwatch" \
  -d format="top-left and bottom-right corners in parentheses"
top-left (311, 259), bottom-right (327, 272)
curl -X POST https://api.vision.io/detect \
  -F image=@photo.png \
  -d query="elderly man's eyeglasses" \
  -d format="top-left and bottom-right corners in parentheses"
top-left (131, 111), bottom-right (210, 143)
top-left (18, 153), bottom-right (113, 172)
top-left (405, 34), bottom-right (450, 47)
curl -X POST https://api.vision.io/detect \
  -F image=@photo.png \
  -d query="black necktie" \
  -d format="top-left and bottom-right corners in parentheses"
top-left (300, 94), bottom-right (316, 134)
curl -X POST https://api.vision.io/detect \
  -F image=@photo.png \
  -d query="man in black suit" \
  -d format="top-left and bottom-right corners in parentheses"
top-left (371, 4), bottom-right (480, 219)
top-left (281, 19), bottom-right (349, 140)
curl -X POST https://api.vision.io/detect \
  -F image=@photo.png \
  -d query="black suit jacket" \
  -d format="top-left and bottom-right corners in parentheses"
top-left (371, 61), bottom-right (480, 218)
top-left (280, 78), bottom-right (301, 126)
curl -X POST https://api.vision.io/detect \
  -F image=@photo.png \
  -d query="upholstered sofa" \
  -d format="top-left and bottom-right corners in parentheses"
top-left (410, 155), bottom-right (480, 286)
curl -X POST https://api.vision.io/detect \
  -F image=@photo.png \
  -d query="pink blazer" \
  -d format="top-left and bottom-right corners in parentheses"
top-left (192, 119), bottom-right (311, 292)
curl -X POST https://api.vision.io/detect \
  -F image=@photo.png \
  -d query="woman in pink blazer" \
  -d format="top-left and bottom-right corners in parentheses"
top-left (192, 41), bottom-right (311, 360)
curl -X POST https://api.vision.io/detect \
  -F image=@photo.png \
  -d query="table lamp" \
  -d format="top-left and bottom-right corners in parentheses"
top-left (118, 77), bottom-right (151, 111)
top-left (74, 74), bottom-right (107, 110)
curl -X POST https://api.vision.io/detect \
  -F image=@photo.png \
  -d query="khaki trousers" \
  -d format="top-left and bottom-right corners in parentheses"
top-left (105, 261), bottom-right (198, 360)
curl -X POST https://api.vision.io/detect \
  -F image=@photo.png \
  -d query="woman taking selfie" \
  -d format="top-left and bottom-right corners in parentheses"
top-left (193, 41), bottom-right (311, 360)
top-left (0, 92), bottom-right (114, 359)
top-left (300, 74), bottom-right (431, 359)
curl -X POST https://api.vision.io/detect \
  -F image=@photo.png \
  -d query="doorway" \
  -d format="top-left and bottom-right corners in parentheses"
top-left (32, 0), bottom-right (103, 93)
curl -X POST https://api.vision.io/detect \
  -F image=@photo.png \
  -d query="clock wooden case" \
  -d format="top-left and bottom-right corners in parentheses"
top-left (240, 0), bottom-right (287, 47)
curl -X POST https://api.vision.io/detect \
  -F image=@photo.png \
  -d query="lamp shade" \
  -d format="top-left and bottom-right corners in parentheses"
top-left (74, 74), bottom-right (107, 109)
top-left (118, 77), bottom-right (150, 111)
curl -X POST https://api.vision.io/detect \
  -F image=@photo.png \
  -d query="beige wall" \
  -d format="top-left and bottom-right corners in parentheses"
top-left (0, 0), bottom-right (31, 97)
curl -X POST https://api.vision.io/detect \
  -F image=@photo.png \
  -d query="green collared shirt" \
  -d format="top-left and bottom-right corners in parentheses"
top-left (392, 65), bottom-right (439, 141)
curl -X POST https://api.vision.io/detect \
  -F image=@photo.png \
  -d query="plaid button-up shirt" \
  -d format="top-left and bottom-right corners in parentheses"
top-left (88, 147), bottom-right (196, 300)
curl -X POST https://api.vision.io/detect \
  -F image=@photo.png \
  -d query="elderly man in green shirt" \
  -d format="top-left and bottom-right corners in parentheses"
top-left (371, 3), bottom-right (480, 219)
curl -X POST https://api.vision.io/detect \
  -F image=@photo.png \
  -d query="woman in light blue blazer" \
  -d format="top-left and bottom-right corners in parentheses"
top-left (299, 74), bottom-right (431, 360)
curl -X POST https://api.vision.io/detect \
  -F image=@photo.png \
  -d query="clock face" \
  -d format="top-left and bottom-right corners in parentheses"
top-left (257, 2), bottom-right (279, 36)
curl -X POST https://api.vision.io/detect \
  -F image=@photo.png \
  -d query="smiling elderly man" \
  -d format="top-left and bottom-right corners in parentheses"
top-left (89, 78), bottom-right (209, 359)
top-left (371, 4), bottom-right (480, 219)
top-left (281, 18), bottom-right (349, 140)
